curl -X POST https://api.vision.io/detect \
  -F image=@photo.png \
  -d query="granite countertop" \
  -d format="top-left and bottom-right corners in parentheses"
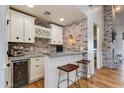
top-left (8, 53), bottom-right (44, 61)
top-left (43, 51), bottom-right (84, 57)
top-left (8, 51), bottom-right (87, 60)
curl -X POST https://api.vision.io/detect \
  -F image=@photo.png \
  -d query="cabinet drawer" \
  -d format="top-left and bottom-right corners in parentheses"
top-left (31, 57), bottom-right (44, 62)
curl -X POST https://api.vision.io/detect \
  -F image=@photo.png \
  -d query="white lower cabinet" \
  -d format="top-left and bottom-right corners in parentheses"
top-left (30, 57), bottom-right (44, 82)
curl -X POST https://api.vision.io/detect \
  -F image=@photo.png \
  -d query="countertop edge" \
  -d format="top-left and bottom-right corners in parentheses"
top-left (44, 52), bottom-right (84, 57)
top-left (8, 51), bottom-right (87, 61)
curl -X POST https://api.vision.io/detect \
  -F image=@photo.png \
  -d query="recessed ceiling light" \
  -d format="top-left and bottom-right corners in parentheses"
top-left (27, 5), bottom-right (34, 8)
top-left (116, 6), bottom-right (120, 11)
top-left (59, 18), bottom-right (64, 22)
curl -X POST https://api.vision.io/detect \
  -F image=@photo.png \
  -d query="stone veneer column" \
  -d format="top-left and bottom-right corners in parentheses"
top-left (103, 5), bottom-right (116, 67)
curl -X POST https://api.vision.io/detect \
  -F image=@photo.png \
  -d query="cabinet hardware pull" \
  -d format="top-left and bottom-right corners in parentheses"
top-left (6, 81), bottom-right (8, 86)
top-left (29, 38), bottom-right (31, 40)
top-left (7, 19), bottom-right (10, 25)
top-left (16, 37), bottom-right (19, 39)
top-left (6, 63), bottom-right (10, 67)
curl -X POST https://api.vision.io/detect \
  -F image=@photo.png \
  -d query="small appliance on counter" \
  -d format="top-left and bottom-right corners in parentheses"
top-left (56, 45), bottom-right (63, 52)
top-left (8, 46), bottom-right (24, 57)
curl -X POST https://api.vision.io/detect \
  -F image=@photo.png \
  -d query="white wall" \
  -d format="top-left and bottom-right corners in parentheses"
top-left (115, 25), bottom-right (123, 56)
top-left (77, 6), bottom-right (104, 74)
top-left (115, 14), bottom-right (124, 58)
top-left (89, 6), bottom-right (104, 69)
top-left (0, 5), bottom-right (6, 88)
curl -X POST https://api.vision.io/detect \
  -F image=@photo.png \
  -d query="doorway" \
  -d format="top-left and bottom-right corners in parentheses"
top-left (93, 24), bottom-right (98, 70)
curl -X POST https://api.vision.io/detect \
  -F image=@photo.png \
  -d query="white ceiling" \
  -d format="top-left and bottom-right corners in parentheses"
top-left (10, 5), bottom-right (86, 26)
top-left (115, 5), bottom-right (124, 14)
top-left (77, 5), bottom-right (102, 15)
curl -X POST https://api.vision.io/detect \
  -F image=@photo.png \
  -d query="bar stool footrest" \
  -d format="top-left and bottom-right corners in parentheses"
top-left (57, 79), bottom-right (80, 88)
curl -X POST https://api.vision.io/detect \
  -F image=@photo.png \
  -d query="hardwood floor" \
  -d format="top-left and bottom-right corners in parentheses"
top-left (26, 62), bottom-right (124, 88)
top-left (77, 68), bottom-right (124, 88)
top-left (25, 79), bottom-right (44, 88)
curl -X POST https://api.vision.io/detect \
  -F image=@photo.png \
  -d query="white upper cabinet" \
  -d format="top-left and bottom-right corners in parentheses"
top-left (50, 24), bottom-right (63, 45)
top-left (10, 10), bottom-right (24, 42)
top-left (10, 10), bottom-right (35, 43)
top-left (24, 16), bottom-right (35, 43)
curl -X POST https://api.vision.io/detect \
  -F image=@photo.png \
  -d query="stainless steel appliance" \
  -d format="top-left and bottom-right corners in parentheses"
top-left (11, 59), bottom-right (29, 88)
top-left (9, 46), bottom-right (24, 57)
top-left (56, 45), bottom-right (63, 52)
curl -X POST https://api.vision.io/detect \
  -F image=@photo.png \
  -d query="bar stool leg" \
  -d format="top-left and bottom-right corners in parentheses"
top-left (82, 65), bottom-right (88, 87)
top-left (57, 70), bottom-right (61, 88)
top-left (76, 69), bottom-right (80, 88)
top-left (85, 65), bottom-right (88, 88)
top-left (67, 72), bottom-right (69, 88)
top-left (89, 64), bottom-right (93, 84)
top-left (82, 64), bottom-right (84, 79)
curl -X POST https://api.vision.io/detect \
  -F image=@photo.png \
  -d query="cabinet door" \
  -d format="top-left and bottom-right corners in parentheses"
top-left (50, 24), bottom-right (57, 44)
top-left (6, 9), bottom-right (11, 42)
top-left (10, 10), bottom-right (24, 42)
top-left (30, 60), bottom-right (36, 82)
top-left (50, 24), bottom-right (63, 45)
top-left (30, 57), bottom-right (44, 82)
top-left (38, 59), bottom-right (44, 78)
top-left (56, 26), bottom-right (63, 45)
top-left (24, 16), bottom-right (35, 43)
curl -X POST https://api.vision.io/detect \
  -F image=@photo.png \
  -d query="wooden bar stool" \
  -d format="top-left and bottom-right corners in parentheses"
top-left (76, 60), bottom-right (93, 87)
top-left (57, 63), bottom-right (80, 88)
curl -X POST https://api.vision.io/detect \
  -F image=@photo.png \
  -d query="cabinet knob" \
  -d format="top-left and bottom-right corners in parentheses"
top-left (6, 63), bottom-right (10, 67)
top-left (16, 37), bottom-right (19, 39)
top-left (54, 41), bottom-right (55, 43)
top-left (29, 38), bottom-right (31, 40)
top-left (7, 19), bottom-right (10, 25)
top-left (6, 81), bottom-right (9, 86)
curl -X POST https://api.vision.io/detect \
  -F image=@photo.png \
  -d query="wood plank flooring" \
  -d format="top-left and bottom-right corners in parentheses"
top-left (25, 79), bottom-right (44, 88)
top-left (26, 62), bottom-right (124, 88)
top-left (77, 68), bottom-right (124, 88)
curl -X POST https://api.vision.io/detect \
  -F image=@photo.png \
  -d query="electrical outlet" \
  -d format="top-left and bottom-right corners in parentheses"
top-left (30, 47), bottom-right (33, 51)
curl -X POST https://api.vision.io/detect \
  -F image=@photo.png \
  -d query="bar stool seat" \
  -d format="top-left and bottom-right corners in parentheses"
top-left (57, 63), bottom-right (80, 88)
top-left (58, 64), bottom-right (79, 72)
top-left (77, 60), bottom-right (90, 65)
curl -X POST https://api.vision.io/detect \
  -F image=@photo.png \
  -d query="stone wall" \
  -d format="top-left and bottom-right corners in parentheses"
top-left (102, 5), bottom-right (116, 67)
top-left (63, 17), bottom-right (88, 53)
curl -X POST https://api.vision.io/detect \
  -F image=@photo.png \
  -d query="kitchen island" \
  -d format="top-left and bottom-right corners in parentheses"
top-left (44, 52), bottom-right (83, 88)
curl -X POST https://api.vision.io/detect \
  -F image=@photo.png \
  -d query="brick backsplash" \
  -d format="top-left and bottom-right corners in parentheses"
top-left (9, 38), bottom-right (56, 55)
